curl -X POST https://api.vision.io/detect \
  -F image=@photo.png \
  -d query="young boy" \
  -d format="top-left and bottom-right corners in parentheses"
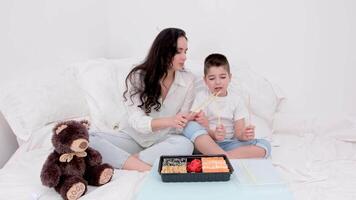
top-left (183, 53), bottom-right (271, 158)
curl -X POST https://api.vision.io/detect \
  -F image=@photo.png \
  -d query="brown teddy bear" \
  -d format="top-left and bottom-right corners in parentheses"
top-left (40, 120), bottom-right (114, 200)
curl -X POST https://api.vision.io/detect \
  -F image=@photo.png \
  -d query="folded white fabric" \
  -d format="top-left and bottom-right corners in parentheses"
top-left (72, 58), bottom-right (142, 133)
top-left (0, 68), bottom-right (89, 143)
top-left (273, 113), bottom-right (356, 142)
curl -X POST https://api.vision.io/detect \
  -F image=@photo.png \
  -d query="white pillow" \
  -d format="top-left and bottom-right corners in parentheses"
top-left (0, 69), bottom-right (90, 143)
top-left (272, 113), bottom-right (315, 135)
top-left (73, 58), bottom-right (141, 132)
top-left (312, 115), bottom-right (356, 142)
top-left (273, 113), bottom-right (356, 142)
top-left (73, 58), bottom-right (284, 141)
top-left (185, 60), bottom-right (285, 141)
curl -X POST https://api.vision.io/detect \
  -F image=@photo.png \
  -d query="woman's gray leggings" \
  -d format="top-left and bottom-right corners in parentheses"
top-left (89, 131), bottom-right (194, 168)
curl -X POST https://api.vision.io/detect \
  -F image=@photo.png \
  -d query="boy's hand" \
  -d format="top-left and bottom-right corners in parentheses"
top-left (239, 125), bottom-right (255, 141)
top-left (194, 111), bottom-right (209, 129)
top-left (214, 124), bottom-right (226, 141)
top-left (185, 112), bottom-right (198, 121)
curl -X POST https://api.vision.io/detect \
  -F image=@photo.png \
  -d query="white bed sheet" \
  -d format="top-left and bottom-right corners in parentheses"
top-left (0, 147), bottom-right (148, 200)
top-left (1, 117), bottom-right (356, 200)
top-left (271, 127), bottom-right (356, 200)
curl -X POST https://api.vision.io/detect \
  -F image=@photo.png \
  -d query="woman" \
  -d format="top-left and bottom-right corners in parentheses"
top-left (90, 28), bottom-right (195, 171)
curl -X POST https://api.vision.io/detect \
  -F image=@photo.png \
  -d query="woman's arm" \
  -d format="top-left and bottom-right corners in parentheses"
top-left (152, 74), bottom-right (196, 131)
top-left (124, 72), bottom-right (192, 133)
top-left (151, 114), bottom-right (188, 131)
top-left (123, 73), bottom-right (155, 134)
top-left (179, 77), bottom-right (196, 114)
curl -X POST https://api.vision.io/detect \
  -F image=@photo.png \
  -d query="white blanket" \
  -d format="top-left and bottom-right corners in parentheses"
top-left (271, 114), bottom-right (356, 200)
top-left (1, 115), bottom-right (356, 200)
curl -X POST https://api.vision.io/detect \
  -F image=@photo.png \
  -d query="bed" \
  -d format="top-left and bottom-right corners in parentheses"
top-left (0, 58), bottom-right (355, 200)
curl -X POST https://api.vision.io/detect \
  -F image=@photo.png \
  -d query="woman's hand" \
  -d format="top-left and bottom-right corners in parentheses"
top-left (213, 124), bottom-right (226, 141)
top-left (194, 111), bottom-right (209, 129)
top-left (239, 125), bottom-right (255, 141)
top-left (170, 113), bottom-right (188, 129)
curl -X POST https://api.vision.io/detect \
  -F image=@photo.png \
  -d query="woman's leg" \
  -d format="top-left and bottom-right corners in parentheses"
top-left (139, 135), bottom-right (194, 165)
top-left (89, 132), bottom-right (151, 171)
top-left (122, 155), bottom-right (151, 171)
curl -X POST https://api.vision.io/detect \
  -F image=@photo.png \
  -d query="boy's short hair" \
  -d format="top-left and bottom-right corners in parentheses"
top-left (204, 53), bottom-right (230, 76)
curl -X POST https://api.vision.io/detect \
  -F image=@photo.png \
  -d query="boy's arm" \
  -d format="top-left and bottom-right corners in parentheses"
top-left (208, 127), bottom-right (226, 141)
top-left (234, 118), bottom-right (247, 140)
top-left (233, 94), bottom-right (253, 141)
top-left (234, 118), bottom-right (255, 141)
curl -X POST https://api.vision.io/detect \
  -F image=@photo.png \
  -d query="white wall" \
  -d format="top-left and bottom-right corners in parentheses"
top-left (1, 0), bottom-right (355, 166)
top-left (0, 0), bottom-right (109, 84)
top-left (2, 0), bottom-right (354, 119)
top-left (107, 0), bottom-right (356, 116)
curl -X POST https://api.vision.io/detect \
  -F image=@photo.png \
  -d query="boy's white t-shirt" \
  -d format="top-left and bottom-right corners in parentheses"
top-left (191, 88), bottom-right (248, 139)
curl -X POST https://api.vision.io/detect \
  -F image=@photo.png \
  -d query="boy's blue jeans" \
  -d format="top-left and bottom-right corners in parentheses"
top-left (183, 121), bottom-right (271, 158)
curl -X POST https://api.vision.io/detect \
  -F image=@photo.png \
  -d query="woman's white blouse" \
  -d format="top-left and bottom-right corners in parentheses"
top-left (121, 69), bottom-right (195, 147)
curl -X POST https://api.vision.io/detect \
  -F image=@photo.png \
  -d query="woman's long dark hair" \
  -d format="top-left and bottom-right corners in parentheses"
top-left (123, 28), bottom-right (187, 114)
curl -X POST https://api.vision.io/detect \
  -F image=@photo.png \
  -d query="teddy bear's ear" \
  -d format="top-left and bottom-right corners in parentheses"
top-left (53, 123), bottom-right (68, 135)
top-left (80, 120), bottom-right (90, 130)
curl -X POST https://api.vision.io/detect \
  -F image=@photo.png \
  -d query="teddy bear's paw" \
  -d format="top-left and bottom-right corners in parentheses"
top-left (66, 182), bottom-right (86, 200)
top-left (99, 168), bottom-right (114, 185)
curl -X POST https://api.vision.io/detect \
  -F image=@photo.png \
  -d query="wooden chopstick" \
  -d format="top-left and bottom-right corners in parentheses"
top-left (247, 94), bottom-right (251, 125)
top-left (192, 90), bottom-right (221, 113)
top-left (241, 160), bottom-right (257, 184)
